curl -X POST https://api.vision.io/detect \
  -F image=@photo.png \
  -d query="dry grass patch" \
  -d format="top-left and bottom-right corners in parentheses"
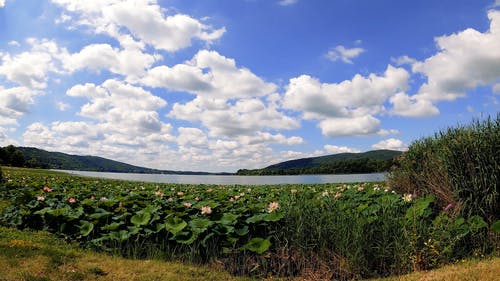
top-left (369, 257), bottom-right (500, 281)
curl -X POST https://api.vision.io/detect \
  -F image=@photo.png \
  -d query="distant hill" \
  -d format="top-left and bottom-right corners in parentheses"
top-left (236, 149), bottom-right (403, 175)
top-left (7, 146), bottom-right (215, 175)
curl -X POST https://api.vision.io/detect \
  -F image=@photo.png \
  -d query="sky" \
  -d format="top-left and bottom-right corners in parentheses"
top-left (0, 0), bottom-right (499, 173)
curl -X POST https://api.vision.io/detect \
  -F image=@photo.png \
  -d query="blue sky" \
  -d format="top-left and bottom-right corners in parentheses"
top-left (0, 0), bottom-right (499, 172)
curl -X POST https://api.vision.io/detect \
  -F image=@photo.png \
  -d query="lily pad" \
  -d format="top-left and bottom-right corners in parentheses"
top-left (165, 215), bottom-right (187, 235)
top-left (242, 237), bottom-right (271, 254)
top-left (79, 221), bottom-right (94, 236)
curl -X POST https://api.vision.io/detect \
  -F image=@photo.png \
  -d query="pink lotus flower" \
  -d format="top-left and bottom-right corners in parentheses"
top-left (201, 206), bottom-right (212, 215)
top-left (43, 186), bottom-right (52, 192)
top-left (267, 201), bottom-right (279, 213)
top-left (183, 202), bottom-right (192, 208)
top-left (68, 197), bottom-right (76, 203)
top-left (36, 196), bottom-right (45, 201)
top-left (177, 191), bottom-right (184, 196)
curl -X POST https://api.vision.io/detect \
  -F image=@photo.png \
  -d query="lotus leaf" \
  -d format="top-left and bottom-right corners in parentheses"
top-left (131, 210), bottom-right (152, 226)
top-left (189, 217), bottom-right (213, 233)
top-left (79, 220), bottom-right (94, 236)
top-left (492, 220), bottom-right (500, 233)
top-left (242, 237), bottom-right (271, 254)
top-left (165, 215), bottom-right (187, 235)
top-left (217, 213), bottom-right (239, 225)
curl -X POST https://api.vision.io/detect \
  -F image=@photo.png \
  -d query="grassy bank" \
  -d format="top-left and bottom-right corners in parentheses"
top-left (0, 226), bottom-right (253, 281)
top-left (1, 226), bottom-right (499, 281)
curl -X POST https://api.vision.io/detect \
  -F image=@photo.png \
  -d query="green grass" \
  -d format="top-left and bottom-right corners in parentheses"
top-left (0, 226), bottom-right (255, 281)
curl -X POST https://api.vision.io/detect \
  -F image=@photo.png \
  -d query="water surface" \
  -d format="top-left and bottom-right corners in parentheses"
top-left (58, 170), bottom-right (386, 185)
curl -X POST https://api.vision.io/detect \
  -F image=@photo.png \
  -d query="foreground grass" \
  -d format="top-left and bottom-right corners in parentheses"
top-left (0, 226), bottom-right (255, 281)
top-left (2, 225), bottom-right (499, 281)
top-left (370, 258), bottom-right (500, 281)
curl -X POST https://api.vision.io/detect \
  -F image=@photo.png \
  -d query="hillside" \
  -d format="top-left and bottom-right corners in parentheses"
top-left (237, 149), bottom-right (402, 175)
top-left (2, 146), bottom-right (213, 175)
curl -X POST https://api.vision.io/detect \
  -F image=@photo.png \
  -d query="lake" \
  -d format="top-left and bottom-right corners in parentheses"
top-left (57, 170), bottom-right (387, 185)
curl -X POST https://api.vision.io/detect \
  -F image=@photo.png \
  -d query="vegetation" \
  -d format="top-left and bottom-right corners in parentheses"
top-left (0, 146), bottom-right (219, 175)
top-left (0, 226), bottom-right (252, 281)
top-left (388, 114), bottom-right (499, 223)
top-left (1, 167), bottom-right (498, 280)
top-left (237, 150), bottom-right (401, 175)
top-left (2, 226), bottom-right (497, 281)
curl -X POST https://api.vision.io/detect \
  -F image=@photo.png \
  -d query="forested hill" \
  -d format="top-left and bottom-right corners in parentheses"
top-left (0, 146), bottom-right (214, 175)
top-left (236, 149), bottom-right (403, 175)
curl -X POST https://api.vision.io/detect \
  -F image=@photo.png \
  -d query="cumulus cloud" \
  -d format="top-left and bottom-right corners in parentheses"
top-left (371, 138), bottom-right (407, 151)
top-left (319, 116), bottom-right (382, 137)
top-left (51, 0), bottom-right (225, 52)
top-left (413, 10), bottom-right (500, 102)
top-left (0, 86), bottom-right (39, 126)
top-left (283, 65), bottom-right (407, 137)
top-left (0, 0), bottom-right (4, 8)
top-left (0, 39), bottom-right (67, 89)
top-left (324, 145), bottom-right (361, 154)
top-left (389, 92), bottom-right (439, 117)
top-left (144, 50), bottom-right (277, 99)
top-left (326, 45), bottom-right (365, 64)
top-left (67, 80), bottom-right (167, 132)
top-left (63, 43), bottom-right (160, 80)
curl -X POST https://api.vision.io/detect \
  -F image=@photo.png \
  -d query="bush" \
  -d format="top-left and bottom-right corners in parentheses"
top-left (389, 114), bottom-right (499, 224)
top-left (0, 166), bottom-right (3, 183)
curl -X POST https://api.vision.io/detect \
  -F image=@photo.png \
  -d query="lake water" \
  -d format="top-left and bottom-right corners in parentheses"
top-left (58, 170), bottom-right (387, 185)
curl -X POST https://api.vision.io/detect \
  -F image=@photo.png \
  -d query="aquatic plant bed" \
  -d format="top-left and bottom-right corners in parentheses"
top-left (0, 167), bottom-right (495, 280)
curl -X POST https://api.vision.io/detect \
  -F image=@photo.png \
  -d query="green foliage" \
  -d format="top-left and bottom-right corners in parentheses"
top-left (0, 167), bottom-right (496, 279)
top-left (389, 114), bottom-right (499, 224)
top-left (237, 149), bottom-right (401, 175)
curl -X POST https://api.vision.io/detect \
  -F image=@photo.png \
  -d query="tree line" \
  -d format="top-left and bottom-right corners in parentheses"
top-left (0, 145), bottom-right (47, 168)
top-left (236, 158), bottom-right (395, 175)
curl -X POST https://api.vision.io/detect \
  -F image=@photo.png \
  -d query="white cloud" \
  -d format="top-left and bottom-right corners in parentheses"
top-left (144, 50), bottom-right (277, 99)
top-left (284, 65), bottom-right (409, 119)
top-left (170, 96), bottom-right (299, 137)
top-left (391, 55), bottom-right (417, 66)
top-left (0, 86), bottom-right (39, 126)
top-left (0, 0), bottom-right (4, 8)
top-left (324, 145), bottom-right (361, 154)
top-left (56, 102), bottom-right (70, 111)
top-left (51, 0), bottom-right (225, 52)
top-left (63, 43), bottom-right (159, 80)
top-left (278, 0), bottom-right (298, 6)
top-left (319, 115), bottom-right (381, 137)
top-left (389, 92), bottom-right (439, 117)
top-left (371, 138), bottom-right (407, 151)
top-left (413, 10), bottom-right (500, 102)
top-left (283, 65), bottom-right (407, 137)
top-left (0, 39), bottom-right (67, 89)
top-left (7, 41), bottom-right (20, 47)
top-left (326, 45), bottom-right (365, 64)
top-left (66, 79), bottom-right (169, 136)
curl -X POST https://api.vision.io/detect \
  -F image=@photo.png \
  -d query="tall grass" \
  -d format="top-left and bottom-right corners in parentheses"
top-left (388, 114), bottom-right (499, 223)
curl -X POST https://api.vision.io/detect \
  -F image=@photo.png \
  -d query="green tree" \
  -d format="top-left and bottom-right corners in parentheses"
top-left (10, 150), bottom-right (25, 167)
